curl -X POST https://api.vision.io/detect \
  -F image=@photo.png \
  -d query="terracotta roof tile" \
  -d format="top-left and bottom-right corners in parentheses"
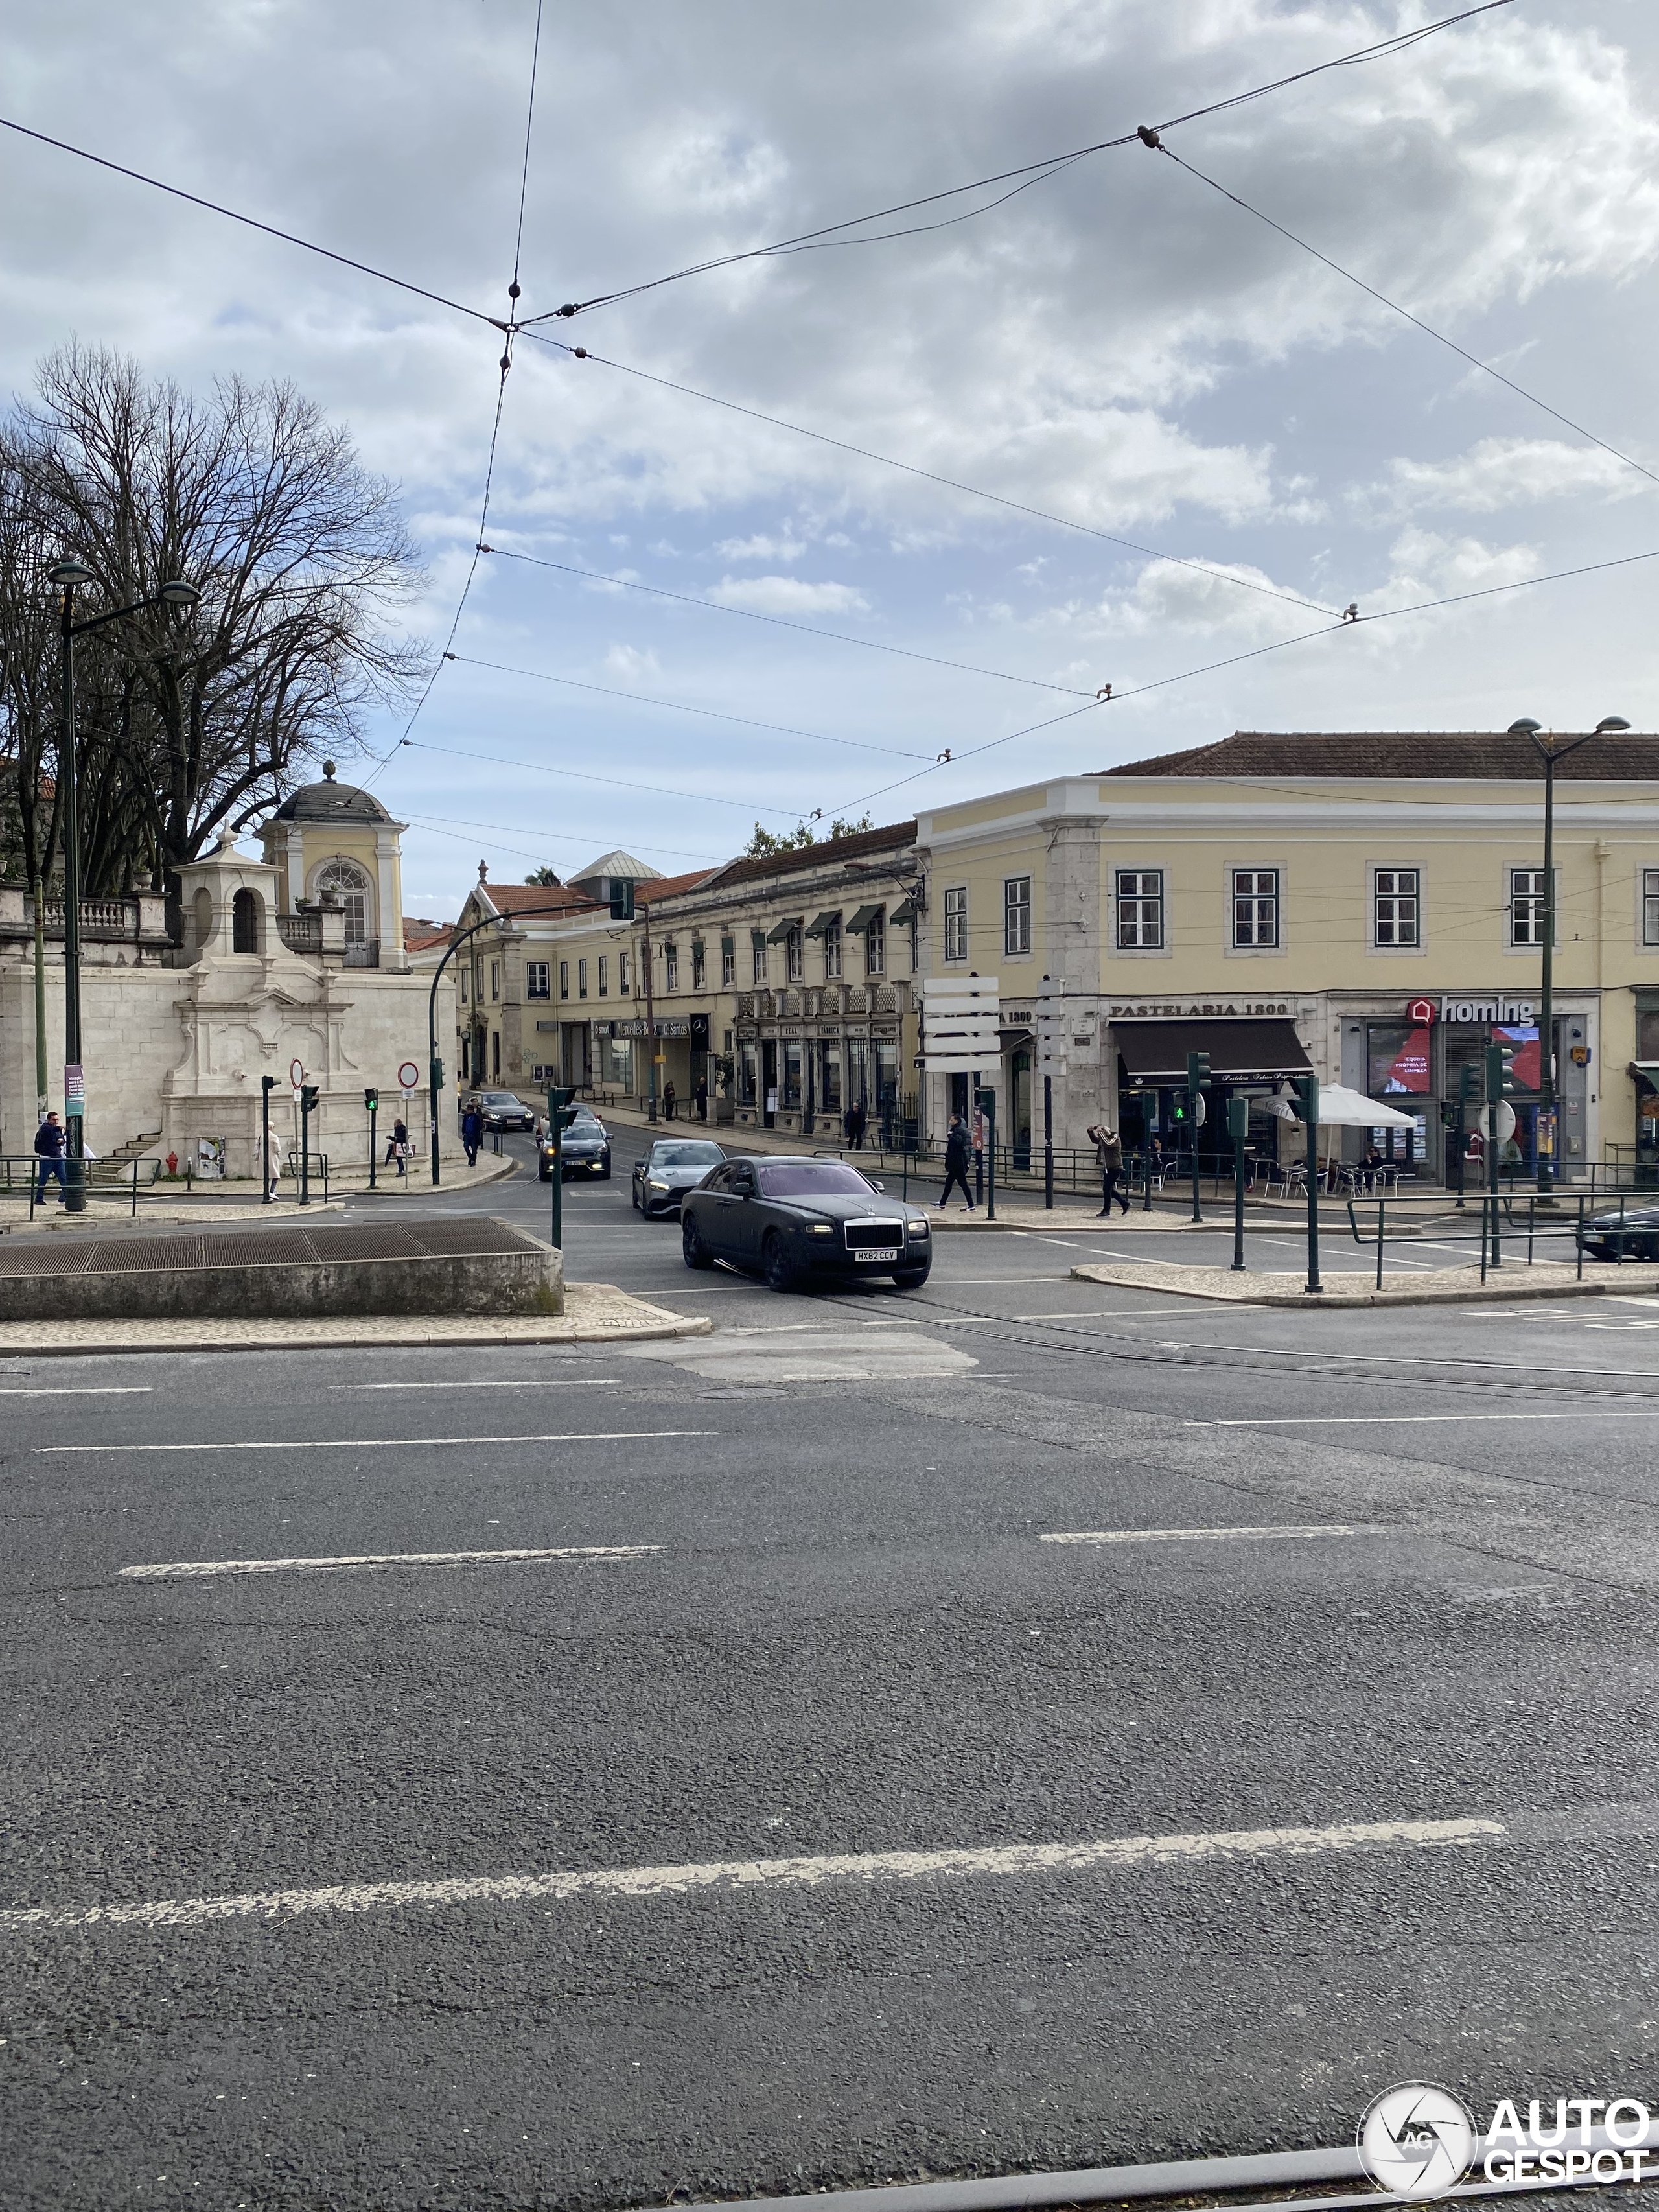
top-left (700, 821), bottom-right (917, 891)
top-left (1100, 731), bottom-right (1659, 780)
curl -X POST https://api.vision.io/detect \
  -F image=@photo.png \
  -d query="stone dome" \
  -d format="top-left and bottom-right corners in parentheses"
top-left (270, 760), bottom-right (393, 826)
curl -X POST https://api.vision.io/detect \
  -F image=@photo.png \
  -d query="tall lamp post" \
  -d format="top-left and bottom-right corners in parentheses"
top-left (1506, 714), bottom-right (1629, 1198)
top-left (47, 561), bottom-right (200, 1211)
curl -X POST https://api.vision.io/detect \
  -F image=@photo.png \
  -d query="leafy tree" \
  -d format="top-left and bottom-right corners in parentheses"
top-left (742, 813), bottom-right (874, 859)
top-left (524, 865), bottom-right (561, 885)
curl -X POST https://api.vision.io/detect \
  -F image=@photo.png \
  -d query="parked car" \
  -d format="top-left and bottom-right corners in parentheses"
top-left (680, 1155), bottom-right (931, 1292)
top-left (632, 1137), bottom-right (726, 1217)
top-left (542, 1107), bottom-right (610, 1182)
top-left (1577, 1203), bottom-right (1659, 1262)
top-left (466, 1089), bottom-right (535, 1134)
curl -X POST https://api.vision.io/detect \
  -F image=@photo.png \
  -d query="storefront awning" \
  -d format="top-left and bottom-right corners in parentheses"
top-left (804, 909), bottom-right (841, 938)
top-left (765, 916), bottom-right (801, 943)
top-left (846, 903), bottom-right (884, 933)
top-left (1115, 1018), bottom-right (1312, 1083)
top-left (889, 898), bottom-right (918, 925)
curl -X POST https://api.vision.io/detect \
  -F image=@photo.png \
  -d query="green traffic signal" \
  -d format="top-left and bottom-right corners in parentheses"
top-left (299, 1084), bottom-right (319, 1110)
top-left (364, 1088), bottom-right (379, 1113)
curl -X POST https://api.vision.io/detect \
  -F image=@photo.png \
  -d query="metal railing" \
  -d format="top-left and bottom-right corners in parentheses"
top-left (1347, 1185), bottom-right (1659, 1288)
top-left (0, 1154), bottom-right (152, 1219)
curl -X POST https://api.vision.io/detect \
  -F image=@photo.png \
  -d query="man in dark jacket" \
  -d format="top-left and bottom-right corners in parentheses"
top-left (34, 1110), bottom-right (67, 1204)
top-left (460, 1104), bottom-right (482, 1167)
top-left (938, 1113), bottom-right (975, 1209)
top-left (1087, 1123), bottom-right (1130, 1215)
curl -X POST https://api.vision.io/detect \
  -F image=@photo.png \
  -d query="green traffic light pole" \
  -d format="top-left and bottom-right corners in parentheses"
top-left (1186, 1051), bottom-right (1210, 1223)
top-left (545, 1086), bottom-right (577, 1250)
top-left (1507, 714), bottom-right (1629, 1197)
top-left (260, 1075), bottom-right (277, 1204)
top-left (1298, 1074), bottom-right (1322, 1294)
top-left (1227, 1093), bottom-right (1249, 1271)
top-left (424, 905), bottom-right (577, 1185)
top-left (365, 1088), bottom-right (379, 1189)
top-left (47, 561), bottom-right (200, 1211)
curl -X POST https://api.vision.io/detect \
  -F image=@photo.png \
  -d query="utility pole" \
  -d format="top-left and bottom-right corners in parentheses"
top-left (642, 931), bottom-right (658, 1123)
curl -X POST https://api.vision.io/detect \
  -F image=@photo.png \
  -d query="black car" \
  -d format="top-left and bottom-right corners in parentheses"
top-left (542, 1109), bottom-right (610, 1181)
top-left (468, 1089), bottom-right (534, 1134)
top-left (632, 1137), bottom-right (726, 1217)
top-left (1577, 1203), bottom-right (1659, 1261)
top-left (680, 1155), bottom-right (931, 1292)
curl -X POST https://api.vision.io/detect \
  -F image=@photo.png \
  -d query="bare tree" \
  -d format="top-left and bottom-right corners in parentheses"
top-left (3, 344), bottom-right (426, 922)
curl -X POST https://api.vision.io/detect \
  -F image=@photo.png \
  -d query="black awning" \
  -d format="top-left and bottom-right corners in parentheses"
top-left (804, 909), bottom-right (841, 939)
top-left (766, 916), bottom-right (802, 943)
top-left (1113, 1018), bottom-right (1311, 1083)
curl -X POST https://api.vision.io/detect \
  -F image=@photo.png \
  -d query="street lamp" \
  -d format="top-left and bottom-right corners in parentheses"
top-left (47, 559), bottom-right (200, 1211)
top-left (1506, 712), bottom-right (1630, 1198)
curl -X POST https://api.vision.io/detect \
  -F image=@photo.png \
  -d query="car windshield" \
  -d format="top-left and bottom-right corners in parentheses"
top-left (755, 1162), bottom-right (878, 1198)
top-left (655, 1144), bottom-right (722, 1167)
top-left (483, 1094), bottom-right (519, 1108)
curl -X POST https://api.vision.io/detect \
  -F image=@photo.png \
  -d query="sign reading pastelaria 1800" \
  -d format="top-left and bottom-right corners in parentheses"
top-left (1108, 1000), bottom-right (1292, 1018)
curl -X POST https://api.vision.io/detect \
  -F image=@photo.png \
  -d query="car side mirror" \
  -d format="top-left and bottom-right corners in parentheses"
top-left (872, 1180), bottom-right (885, 1193)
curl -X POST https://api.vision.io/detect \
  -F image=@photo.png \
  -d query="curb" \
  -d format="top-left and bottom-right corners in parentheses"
top-left (1068, 1261), bottom-right (1659, 1309)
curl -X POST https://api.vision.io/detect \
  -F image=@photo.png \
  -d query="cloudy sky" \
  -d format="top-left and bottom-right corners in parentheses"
top-left (5, 0), bottom-right (1659, 915)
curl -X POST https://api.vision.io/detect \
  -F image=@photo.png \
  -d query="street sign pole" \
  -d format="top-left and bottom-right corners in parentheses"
top-left (977, 1086), bottom-right (997, 1222)
top-left (1043, 1074), bottom-right (1053, 1211)
top-left (1228, 1093), bottom-right (1249, 1272)
top-left (367, 1090), bottom-right (378, 1189)
top-left (1297, 1075), bottom-right (1322, 1294)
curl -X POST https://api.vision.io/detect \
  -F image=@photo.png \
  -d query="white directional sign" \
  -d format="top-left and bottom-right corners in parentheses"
top-left (921, 975), bottom-right (1001, 1075)
top-left (1035, 979), bottom-right (1069, 1078)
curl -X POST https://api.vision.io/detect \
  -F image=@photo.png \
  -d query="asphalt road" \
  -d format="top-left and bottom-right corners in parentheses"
top-left (7, 1118), bottom-right (1659, 2210)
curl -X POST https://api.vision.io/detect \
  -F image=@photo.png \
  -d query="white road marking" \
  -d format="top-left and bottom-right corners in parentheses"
top-left (121, 1544), bottom-right (661, 1580)
top-left (0, 1815), bottom-right (1502, 1935)
top-left (1041, 1524), bottom-right (1384, 1546)
top-left (0, 1386), bottom-right (153, 1396)
top-left (1204, 1411), bottom-right (1654, 1427)
top-left (339, 1380), bottom-right (622, 1391)
top-left (38, 1430), bottom-right (715, 1455)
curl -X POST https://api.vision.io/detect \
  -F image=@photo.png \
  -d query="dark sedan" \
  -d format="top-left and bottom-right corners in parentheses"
top-left (632, 1137), bottom-right (726, 1217)
top-left (680, 1155), bottom-right (931, 1292)
top-left (541, 1110), bottom-right (610, 1181)
top-left (469, 1089), bottom-right (534, 1134)
top-left (1577, 1203), bottom-right (1659, 1262)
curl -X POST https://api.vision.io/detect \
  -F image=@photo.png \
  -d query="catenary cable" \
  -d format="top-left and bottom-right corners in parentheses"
top-left (524, 3), bottom-right (1511, 321)
top-left (444, 653), bottom-right (935, 761)
top-left (474, 543), bottom-right (1099, 696)
top-left (404, 736), bottom-right (806, 817)
top-left (1152, 138), bottom-right (1659, 493)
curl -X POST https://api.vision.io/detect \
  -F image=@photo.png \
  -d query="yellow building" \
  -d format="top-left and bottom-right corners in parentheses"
top-left (261, 760), bottom-right (410, 970)
top-left (912, 730), bottom-right (1659, 1185)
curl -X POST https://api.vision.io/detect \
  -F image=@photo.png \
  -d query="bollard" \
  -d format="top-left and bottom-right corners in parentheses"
top-left (1376, 1197), bottom-right (1386, 1292)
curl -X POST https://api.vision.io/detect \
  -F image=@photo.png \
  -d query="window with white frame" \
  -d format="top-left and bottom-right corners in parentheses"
top-left (665, 942), bottom-right (679, 991)
top-left (824, 918), bottom-right (842, 979)
top-left (752, 938), bottom-right (765, 984)
top-left (526, 960), bottom-right (550, 999)
top-left (944, 886), bottom-right (968, 962)
top-left (618, 950), bottom-right (630, 994)
top-left (785, 926), bottom-right (804, 982)
top-left (489, 959), bottom-right (500, 1001)
top-left (1004, 876), bottom-right (1031, 956)
top-left (1373, 868), bottom-right (1420, 948)
top-left (1115, 869), bottom-right (1163, 949)
top-left (597, 954), bottom-right (609, 997)
top-left (865, 909), bottom-right (885, 976)
top-left (1511, 868), bottom-right (1549, 947)
top-left (577, 957), bottom-right (588, 998)
top-left (692, 942), bottom-right (706, 989)
top-left (1645, 870), bottom-right (1659, 947)
top-left (722, 942), bottom-right (736, 986)
top-left (460, 968), bottom-right (469, 1005)
top-left (558, 960), bottom-right (568, 999)
top-left (1232, 868), bottom-right (1279, 949)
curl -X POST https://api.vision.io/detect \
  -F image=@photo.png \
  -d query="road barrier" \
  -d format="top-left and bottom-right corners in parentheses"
top-left (1347, 1186), bottom-right (1659, 1286)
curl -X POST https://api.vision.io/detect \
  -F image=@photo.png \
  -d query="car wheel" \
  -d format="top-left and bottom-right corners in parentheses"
top-left (892, 1265), bottom-right (931, 1290)
top-left (682, 1215), bottom-right (714, 1270)
top-left (763, 1231), bottom-right (799, 1294)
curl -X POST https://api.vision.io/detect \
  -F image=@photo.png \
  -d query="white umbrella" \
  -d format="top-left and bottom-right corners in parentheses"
top-left (1301, 1083), bottom-right (1415, 1129)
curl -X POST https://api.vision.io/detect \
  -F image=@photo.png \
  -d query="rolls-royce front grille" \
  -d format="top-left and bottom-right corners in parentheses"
top-left (844, 1218), bottom-right (907, 1252)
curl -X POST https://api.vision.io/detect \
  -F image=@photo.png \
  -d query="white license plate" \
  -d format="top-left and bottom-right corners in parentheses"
top-left (855, 1248), bottom-right (901, 1263)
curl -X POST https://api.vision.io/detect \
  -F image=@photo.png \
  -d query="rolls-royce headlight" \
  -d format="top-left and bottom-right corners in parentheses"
top-left (909, 1218), bottom-right (931, 1238)
top-left (806, 1221), bottom-right (835, 1237)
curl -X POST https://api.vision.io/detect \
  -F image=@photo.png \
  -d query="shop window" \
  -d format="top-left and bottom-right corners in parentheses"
top-left (1511, 868), bottom-right (1549, 946)
top-left (526, 961), bottom-right (550, 1000)
top-left (1644, 870), bottom-right (1659, 946)
top-left (824, 920), bottom-right (842, 980)
top-left (786, 927), bottom-right (804, 983)
top-left (1004, 876), bottom-right (1031, 956)
top-left (1373, 869), bottom-right (1419, 948)
top-left (1367, 1022), bottom-right (1432, 1096)
top-left (865, 911), bottom-right (885, 976)
top-left (821, 1043), bottom-right (842, 1113)
top-left (1232, 868), bottom-right (1279, 948)
top-left (1116, 870), bottom-right (1163, 949)
top-left (944, 887), bottom-right (968, 962)
top-left (597, 955), bottom-right (609, 997)
top-left (783, 1040), bottom-right (802, 1110)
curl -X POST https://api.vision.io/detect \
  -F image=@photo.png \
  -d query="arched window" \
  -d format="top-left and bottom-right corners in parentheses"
top-left (231, 887), bottom-right (261, 953)
top-left (314, 857), bottom-right (372, 946)
top-left (191, 887), bottom-right (213, 950)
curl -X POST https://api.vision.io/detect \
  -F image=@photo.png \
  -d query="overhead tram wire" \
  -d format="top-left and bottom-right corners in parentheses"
top-left (517, 332), bottom-right (1337, 618)
top-left (520, 2), bottom-right (1512, 323)
top-left (474, 543), bottom-right (1098, 696)
top-left (402, 811), bottom-right (729, 869)
top-left (402, 736), bottom-right (810, 817)
top-left (443, 653), bottom-right (936, 761)
top-left (1149, 137), bottom-right (1659, 493)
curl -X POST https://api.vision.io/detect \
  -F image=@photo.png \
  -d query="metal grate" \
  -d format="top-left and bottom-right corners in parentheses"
top-left (0, 1242), bottom-right (96, 1276)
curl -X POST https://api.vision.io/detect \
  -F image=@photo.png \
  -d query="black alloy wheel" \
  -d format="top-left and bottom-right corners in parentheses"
top-left (762, 1231), bottom-right (798, 1294)
top-left (682, 1216), bottom-right (714, 1270)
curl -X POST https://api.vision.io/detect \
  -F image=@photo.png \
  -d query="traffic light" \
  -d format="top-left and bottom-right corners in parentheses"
top-left (549, 1086), bottom-right (579, 1131)
top-left (1294, 1073), bottom-right (1319, 1121)
top-left (1485, 1041), bottom-right (1516, 1101)
top-left (300, 1084), bottom-right (319, 1113)
top-left (1187, 1050), bottom-right (1211, 1095)
top-left (363, 1087), bottom-right (379, 1113)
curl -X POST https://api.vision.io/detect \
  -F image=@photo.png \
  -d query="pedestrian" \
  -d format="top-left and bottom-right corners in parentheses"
top-left (937, 1113), bottom-right (975, 1210)
top-left (461, 1102), bottom-right (482, 1167)
top-left (694, 1076), bottom-right (708, 1123)
top-left (1087, 1123), bottom-right (1130, 1215)
top-left (34, 1110), bottom-right (67, 1205)
top-left (386, 1117), bottom-right (410, 1178)
top-left (264, 1124), bottom-right (284, 1201)
top-left (664, 1081), bottom-right (677, 1122)
top-left (848, 1100), bottom-right (867, 1150)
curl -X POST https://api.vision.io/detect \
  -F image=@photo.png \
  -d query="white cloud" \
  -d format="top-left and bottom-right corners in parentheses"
top-left (601, 644), bottom-right (662, 682)
top-left (706, 574), bottom-right (870, 614)
top-left (714, 531), bottom-right (808, 561)
top-left (1363, 436), bottom-right (1651, 520)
